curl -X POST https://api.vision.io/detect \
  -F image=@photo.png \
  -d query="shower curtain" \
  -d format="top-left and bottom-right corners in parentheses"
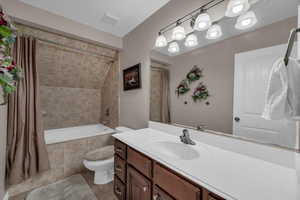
top-left (6, 36), bottom-right (50, 185)
top-left (161, 69), bottom-right (171, 123)
top-left (150, 66), bottom-right (171, 123)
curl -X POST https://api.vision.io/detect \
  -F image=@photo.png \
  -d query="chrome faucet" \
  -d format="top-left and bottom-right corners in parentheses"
top-left (180, 129), bottom-right (196, 145)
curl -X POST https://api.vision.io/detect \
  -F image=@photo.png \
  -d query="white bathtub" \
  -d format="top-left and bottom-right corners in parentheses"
top-left (45, 124), bottom-right (116, 145)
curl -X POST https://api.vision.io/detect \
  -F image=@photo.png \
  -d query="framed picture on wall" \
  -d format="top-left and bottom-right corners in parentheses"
top-left (123, 63), bottom-right (141, 91)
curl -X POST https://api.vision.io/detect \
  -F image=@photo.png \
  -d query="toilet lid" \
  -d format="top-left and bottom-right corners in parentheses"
top-left (84, 145), bottom-right (114, 161)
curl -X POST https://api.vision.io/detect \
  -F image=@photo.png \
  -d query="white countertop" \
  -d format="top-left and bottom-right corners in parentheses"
top-left (113, 125), bottom-right (300, 200)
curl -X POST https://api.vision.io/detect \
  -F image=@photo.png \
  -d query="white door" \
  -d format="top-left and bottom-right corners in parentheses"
top-left (233, 44), bottom-right (297, 149)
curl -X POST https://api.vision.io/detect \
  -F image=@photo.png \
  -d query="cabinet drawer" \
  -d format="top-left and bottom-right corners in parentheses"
top-left (154, 163), bottom-right (201, 200)
top-left (127, 147), bottom-right (152, 178)
top-left (115, 140), bottom-right (127, 159)
top-left (153, 186), bottom-right (175, 200)
top-left (115, 155), bottom-right (126, 182)
top-left (114, 176), bottom-right (126, 200)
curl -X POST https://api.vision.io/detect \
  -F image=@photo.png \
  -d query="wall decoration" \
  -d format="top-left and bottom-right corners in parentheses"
top-left (192, 82), bottom-right (210, 102)
top-left (123, 63), bottom-right (141, 91)
top-left (186, 65), bottom-right (202, 83)
top-left (175, 79), bottom-right (190, 96)
top-left (0, 8), bottom-right (21, 105)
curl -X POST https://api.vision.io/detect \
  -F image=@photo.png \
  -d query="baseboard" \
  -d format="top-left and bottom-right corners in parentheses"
top-left (3, 192), bottom-right (9, 200)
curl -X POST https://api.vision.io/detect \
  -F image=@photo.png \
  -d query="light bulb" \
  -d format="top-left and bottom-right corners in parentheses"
top-left (168, 42), bottom-right (180, 53)
top-left (155, 34), bottom-right (167, 47)
top-left (241, 18), bottom-right (251, 26)
top-left (235, 11), bottom-right (257, 30)
top-left (225, 0), bottom-right (250, 17)
top-left (172, 25), bottom-right (186, 41)
top-left (185, 34), bottom-right (198, 47)
top-left (232, 4), bottom-right (244, 14)
top-left (193, 13), bottom-right (211, 31)
top-left (206, 24), bottom-right (222, 39)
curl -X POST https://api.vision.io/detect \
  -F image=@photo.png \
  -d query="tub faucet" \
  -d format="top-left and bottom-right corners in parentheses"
top-left (180, 129), bottom-right (196, 145)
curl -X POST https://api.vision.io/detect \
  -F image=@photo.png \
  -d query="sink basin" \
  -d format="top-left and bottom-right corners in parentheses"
top-left (150, 141), bottom-right (200, 160)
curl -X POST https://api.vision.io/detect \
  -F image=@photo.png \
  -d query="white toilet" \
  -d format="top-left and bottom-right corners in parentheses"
top-left (83, 126), bottom-right (133, 184)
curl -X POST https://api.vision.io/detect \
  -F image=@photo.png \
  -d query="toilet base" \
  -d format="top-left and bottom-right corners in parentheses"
top-left (94, 168), bottom-right (114, 184)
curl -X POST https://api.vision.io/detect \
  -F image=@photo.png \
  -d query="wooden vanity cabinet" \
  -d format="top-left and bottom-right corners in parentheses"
top-left (114, 139), bottom-right (226, 200)
top-left (126, 166), bottom-right (152, 200)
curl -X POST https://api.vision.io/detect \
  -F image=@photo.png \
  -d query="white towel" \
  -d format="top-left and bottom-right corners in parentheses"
top-left (262, 57), bottom-right (300, 120)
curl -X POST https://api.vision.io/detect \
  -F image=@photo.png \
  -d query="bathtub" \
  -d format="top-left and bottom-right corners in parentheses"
top-left (45, 124), bottom-right (116, 145)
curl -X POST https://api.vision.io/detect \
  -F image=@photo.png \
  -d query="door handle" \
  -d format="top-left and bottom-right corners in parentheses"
top-left (234, 117), bottom-right (240, 122)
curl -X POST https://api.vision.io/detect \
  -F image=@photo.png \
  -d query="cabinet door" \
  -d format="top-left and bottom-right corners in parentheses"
top-left (127, 166), bottom-right (151, 200)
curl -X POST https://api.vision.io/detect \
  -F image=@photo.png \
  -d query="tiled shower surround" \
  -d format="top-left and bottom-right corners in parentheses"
top-left (8, 24), bottom-right (120, 197)
top-left (17, 24), bottom-right (119, 130)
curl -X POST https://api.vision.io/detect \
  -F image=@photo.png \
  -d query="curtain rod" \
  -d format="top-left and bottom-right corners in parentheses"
top-left (31, 36), bottom-right (117, 60)
top-left (13, 21), bottom-right (119, 53)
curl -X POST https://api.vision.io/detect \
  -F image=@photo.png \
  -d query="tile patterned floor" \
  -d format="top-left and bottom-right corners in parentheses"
top-left (10, 171), bottom-right (117, 200)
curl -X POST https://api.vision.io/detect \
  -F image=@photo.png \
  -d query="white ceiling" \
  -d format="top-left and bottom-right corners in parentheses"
top-left (154, 0), bottom-right (299, 56)
top-left (19, 0), bottom-right (170, 37)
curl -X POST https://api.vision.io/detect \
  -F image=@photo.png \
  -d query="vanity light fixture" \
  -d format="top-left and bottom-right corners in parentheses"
top-left (225, 0), bottom-right (250, 17)
top-left (206, 24), bottom-right (222, 40)
top-left (168, 42), bottom-right (180, 53)
top-left (155, 32), bottom-right (168, 47)
top-left (172, 22), bottom-right (186, 41)
top-left (155, 0), bottom-right (259, 54)
top-left (185, 34), bottom-right (198, 47)
top-left (235, 11), bottom-right (257, 30)
top-left (193, 12), bottom-right (212, 31)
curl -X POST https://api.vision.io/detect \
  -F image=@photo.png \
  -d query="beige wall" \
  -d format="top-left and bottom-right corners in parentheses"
top-left (0, 104), bottom-right (7, 200)
top-left (169, 17), bottom-right (297, 133)
top-left (2, 0), bottom-right (122, 50)
top-left (119, 0), bottom-right (209, 129)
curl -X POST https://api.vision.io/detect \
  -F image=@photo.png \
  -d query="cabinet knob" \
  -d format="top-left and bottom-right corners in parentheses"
top-left (143, 186), bottom-right (148, 192)
top-left (153, 194), bottom-right (161, 200)
top-left (116, 147), bottom-right (123, 153)
top-left (115, 165), bottom-right (122, 172)
top-left (115, 187), bottom-right (122, 195)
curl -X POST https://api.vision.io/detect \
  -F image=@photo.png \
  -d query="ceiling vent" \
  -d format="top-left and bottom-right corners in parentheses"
top-left (101, 13), bottom-right (119, 26)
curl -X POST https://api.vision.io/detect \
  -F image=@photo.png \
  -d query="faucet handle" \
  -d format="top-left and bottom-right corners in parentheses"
top-left (182, 129), bottom-right (189, 136)
top-left (196, 124), bottom-right (206, 131)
